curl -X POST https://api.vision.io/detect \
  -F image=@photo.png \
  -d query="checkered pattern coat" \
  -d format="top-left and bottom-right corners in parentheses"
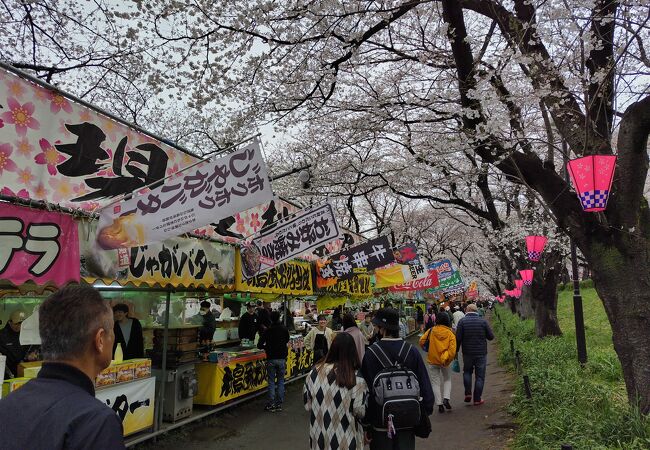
top-left (303, 364), bottom-right (368, 450)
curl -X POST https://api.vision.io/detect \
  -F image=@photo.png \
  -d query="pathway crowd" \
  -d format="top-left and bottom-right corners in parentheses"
top-left (0, 285), bottom-right (494, 450)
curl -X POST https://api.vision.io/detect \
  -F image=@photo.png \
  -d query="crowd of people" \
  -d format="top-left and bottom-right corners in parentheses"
top-left (0, 285), bottom-right (495, 450)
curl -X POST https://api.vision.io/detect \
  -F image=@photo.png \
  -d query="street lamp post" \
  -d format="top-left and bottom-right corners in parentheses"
top-left (563, 140), bottom-right (588, 365)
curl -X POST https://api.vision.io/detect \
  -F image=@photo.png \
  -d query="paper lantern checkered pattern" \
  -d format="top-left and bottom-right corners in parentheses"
top-left (519, 269), bottom-right (534, 285)
top-left (526, 236), bottom-right (547, 262)
top-left (566, 155), bottom-right (617, 212)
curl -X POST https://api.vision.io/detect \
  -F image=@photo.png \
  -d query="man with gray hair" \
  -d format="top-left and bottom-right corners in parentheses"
top-left (0, 284), bottom-right (125, 449)
top-left (455, 302), bottom-right (494, 406)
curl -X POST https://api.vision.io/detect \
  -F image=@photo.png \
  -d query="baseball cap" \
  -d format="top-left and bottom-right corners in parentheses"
top-left (372, 308), bottom-right (400, 331)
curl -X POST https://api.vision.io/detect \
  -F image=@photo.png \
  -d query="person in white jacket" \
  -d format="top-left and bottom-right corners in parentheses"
top-left (304, 315), bottom-right (335, 362)
top-left (452, 306), bottom-right (465, 331)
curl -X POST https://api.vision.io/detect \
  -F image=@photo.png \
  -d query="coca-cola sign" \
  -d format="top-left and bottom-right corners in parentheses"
top-left (389, 269), bottom-right (439, 292)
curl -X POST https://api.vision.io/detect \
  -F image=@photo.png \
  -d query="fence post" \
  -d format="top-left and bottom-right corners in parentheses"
top-left (510, 339), bottom-right (515, 354)
top-left (523, 374), bottom-right (532, 399)
top-left (561, 445), bottom-right (573, 450)
top-left (515, 350), bottom-right (521, 373)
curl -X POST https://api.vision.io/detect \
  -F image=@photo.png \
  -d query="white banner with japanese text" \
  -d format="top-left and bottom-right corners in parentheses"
top-left (241, 202), bottom-right (341, 278)
top-left (96, 140), bottom-right (273, 249)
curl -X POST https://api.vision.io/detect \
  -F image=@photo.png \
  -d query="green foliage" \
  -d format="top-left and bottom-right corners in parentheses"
top-left (494, 289), bottom-right (650, 449)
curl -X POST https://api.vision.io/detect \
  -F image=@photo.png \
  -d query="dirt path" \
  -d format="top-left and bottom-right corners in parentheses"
top-left (137, 322), bottom-right (515, 450)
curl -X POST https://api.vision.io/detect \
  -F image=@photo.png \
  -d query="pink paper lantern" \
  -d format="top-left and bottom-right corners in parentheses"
top-left (515, 279), bottom-right (524, 289)
top-left (566, 155), bottom-right (617, 212)
top-left (519, 269), bottom-right (534, 285)
top-left (526, 235), bottom-right (548, 261)
top-left (513, 288), bottom-right (522, 298)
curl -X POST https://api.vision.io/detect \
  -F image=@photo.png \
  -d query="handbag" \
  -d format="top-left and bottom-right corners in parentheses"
top-left (414, 402), bottom-right (432, 438)
top-left (451, 358), bottom-right (460, 373)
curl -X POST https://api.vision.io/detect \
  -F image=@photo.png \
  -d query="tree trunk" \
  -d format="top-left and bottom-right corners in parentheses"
top-left (588, 237), bottom-right (650, 414)
top-left (517, 290), bottom-right (535, 320)
top-left (530, 250), bottom-right (563, 337)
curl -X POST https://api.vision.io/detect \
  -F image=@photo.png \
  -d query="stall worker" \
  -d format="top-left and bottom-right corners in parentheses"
top-left (238, 302), bottom-right (259, 341)
top-left (0, 285), bottom-right (125, 449)
top-left (113, 303), bottom-right (144, 360)
top-left (304, 314), bottom-right (334, 362)
top-left (198, 300), bottom-right (217, 342)
top-left (359, 312), bottom-right (375, 343)
top-left (0, 310), bottom-right (37, 378)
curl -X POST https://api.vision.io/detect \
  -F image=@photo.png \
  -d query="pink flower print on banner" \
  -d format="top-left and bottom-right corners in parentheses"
top-left (49, 92), bottom-right (73, 114)
top-left (1, 187), bottom-right (29, 199)
top-left (0, 117), bottom-right (4, 128)
top-left (166, 163), bottom-right (180, 177)
top-left (79, 109), bottom-right (93, 122)
top-left (15, 138), bottom-right (34, 157)
top-left (235, 213), bottom-right (247, 235)
top-left (73, 182), bottom-right (90, 198)
top-left (0, 143), bottom-right (18, 175)
top-left (78, 201), bottom-right (100, 212)
top-left (48, 178), bottom-right (73, 203)
top-left (6, 79), bottom-right (26, 99)
top-left (33, 85), bottom-right (51, 103)
top-left (35, 138), bottom-right (67, 175)
top-left (1, 98), bottom-right (40, 136)
top-left (58, 119), bottom-right (72, 136)
top-left (16, 167), bottom-right (34, 187)
top-left (34, 182), bottom-right (47, 200)
top-left (250, 213), bottom-right (262, 232)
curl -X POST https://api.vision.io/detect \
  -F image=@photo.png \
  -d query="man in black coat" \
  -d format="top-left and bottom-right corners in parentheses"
top-left (198, 300), bottom-right (217, 342)
top-left (0, 285), bottom-right (125, 449)
top-left (455, 303), bottom-right (495, 405)
top-left (238, 302), bottom-right (258, 341)
top-left (0, 310), bottom-right (28, 377)
top-left (257, 311), bottom-right (290, 412)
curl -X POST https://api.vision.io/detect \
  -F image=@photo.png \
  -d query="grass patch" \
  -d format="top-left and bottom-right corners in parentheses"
top-left (494, 288), bottom-right (650, 449)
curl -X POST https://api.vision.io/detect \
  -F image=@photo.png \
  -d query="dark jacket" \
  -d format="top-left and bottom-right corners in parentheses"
top-left (0, 324), bottom-right (27, 377)
top-left (361, 338), bottom-right (435, 429)
top-left (257, 308), bottom-right (272, 333)
top-left (199, 311), bottom-right (217, 341)
top-left (455, 312), bottom-right (494, 355)
top-left (0, 362), bottom-right (125, 450)
top-left (238, 312), bottom-right (258, 341)
top-left (257, 323), bottom-right (290, 360)
top-left (113, 318), bottom-right (144, 360)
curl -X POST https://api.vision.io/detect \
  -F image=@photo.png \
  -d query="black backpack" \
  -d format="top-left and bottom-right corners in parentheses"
top-left (367, 341), bottom-right (421, 430)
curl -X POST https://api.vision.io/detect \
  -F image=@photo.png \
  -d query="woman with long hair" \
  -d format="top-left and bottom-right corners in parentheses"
top-left (303, 333), bottom-right (368, 450)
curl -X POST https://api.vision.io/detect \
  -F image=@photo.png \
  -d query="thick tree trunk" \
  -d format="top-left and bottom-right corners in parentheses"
top-left (588, 237), bottom-right (650, 414)
top-left (517, 290), bottom-right (534, 320)
top-left (530, 250), bottom-right (563, 337)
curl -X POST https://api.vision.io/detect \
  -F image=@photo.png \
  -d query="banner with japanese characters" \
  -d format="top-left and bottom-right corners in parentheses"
top-left (389, 268), bottom-right (439, 292)
top-left (429, 258), bottom-right (455, 280)
top-left (95, 377), bottom-right (155, 436)
top-left (0, 67), bottom-right (205, 211)
top-left (240, 202), bottom-right (341, 279)
top-left (374, 259), bottom-right (427, 289)
top-left (315, 235), bottom-right (394, 283)
top-left (315, 273), bottom-right (372, 297)
top-left (428, 270), bottom-right (464, 293)
top-left (0, 203), bottom-right (79, 286)
top-left (80, 222), bottom-right (235, 289)
top-left (96, 140), bottom-right (272, 249)
top-left (235, 252), bottom-right (313, 295)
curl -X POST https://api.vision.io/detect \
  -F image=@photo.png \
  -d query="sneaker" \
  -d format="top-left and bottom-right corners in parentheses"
top-left (438, 405), bottom-right (445, 414)
top-left (473, 400), bottom-right (485, 406)
top-left (264, 402), bottom-right (275, 411)
top-left (443, 399), bottom-right (452, 410)
top-left (272, 403), bottom-right (283, 412)
top-left (464, 395), bottom-right (472, 403)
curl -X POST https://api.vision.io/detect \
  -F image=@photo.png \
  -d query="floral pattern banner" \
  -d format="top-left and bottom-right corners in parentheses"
top-left (0, 67), bottom-right (202, 211)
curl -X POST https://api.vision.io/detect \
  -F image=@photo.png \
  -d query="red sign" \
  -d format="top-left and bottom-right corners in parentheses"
top-left (389, 269), bottom-right (439, 292)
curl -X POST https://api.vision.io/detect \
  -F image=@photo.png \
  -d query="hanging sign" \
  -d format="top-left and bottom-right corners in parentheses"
top-left (427, 270), bottom-right (464, 293)
top-left (96, 139), bottom-right (272, 249)
top-left (0, 203), bottom-right (79, 286)
top-left (241, 202), bottom-right (341, 278)
top-left (315, 273), bottom-right (372, 297)
top-left (95, 377), bottom-right (155, 436)
top-left (374, 260), bottom-right (426, 289)
top-left (429, 259), bottom-right (455, 280)
top-left (80, 222), bottom-right (234, 288)
top-left (389, 268), bottom-right (439, 292)
top-left (316, 235), bottom-right (394, 282)
top-left (393, 242), bottom-right (421, 265)
top-left (236, 253), bottom-right (313, 295)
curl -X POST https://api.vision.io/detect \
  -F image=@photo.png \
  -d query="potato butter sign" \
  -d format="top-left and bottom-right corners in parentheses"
top-left (95, 377), bottom-right (155, 436)
top-left (97, 139), bottom-right (273, 249)
top-left (0, 203), bottom-right (79, 286)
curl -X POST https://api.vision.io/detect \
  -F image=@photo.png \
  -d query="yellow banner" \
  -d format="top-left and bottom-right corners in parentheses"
top-left (194, 349), bottom-right (313, 406)
top-left (235, 250), bottom-right (313, 295)
top-left (95, 377), bottom-right (155, 436)
top-left (374, 263), bottom-right (413, 288)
